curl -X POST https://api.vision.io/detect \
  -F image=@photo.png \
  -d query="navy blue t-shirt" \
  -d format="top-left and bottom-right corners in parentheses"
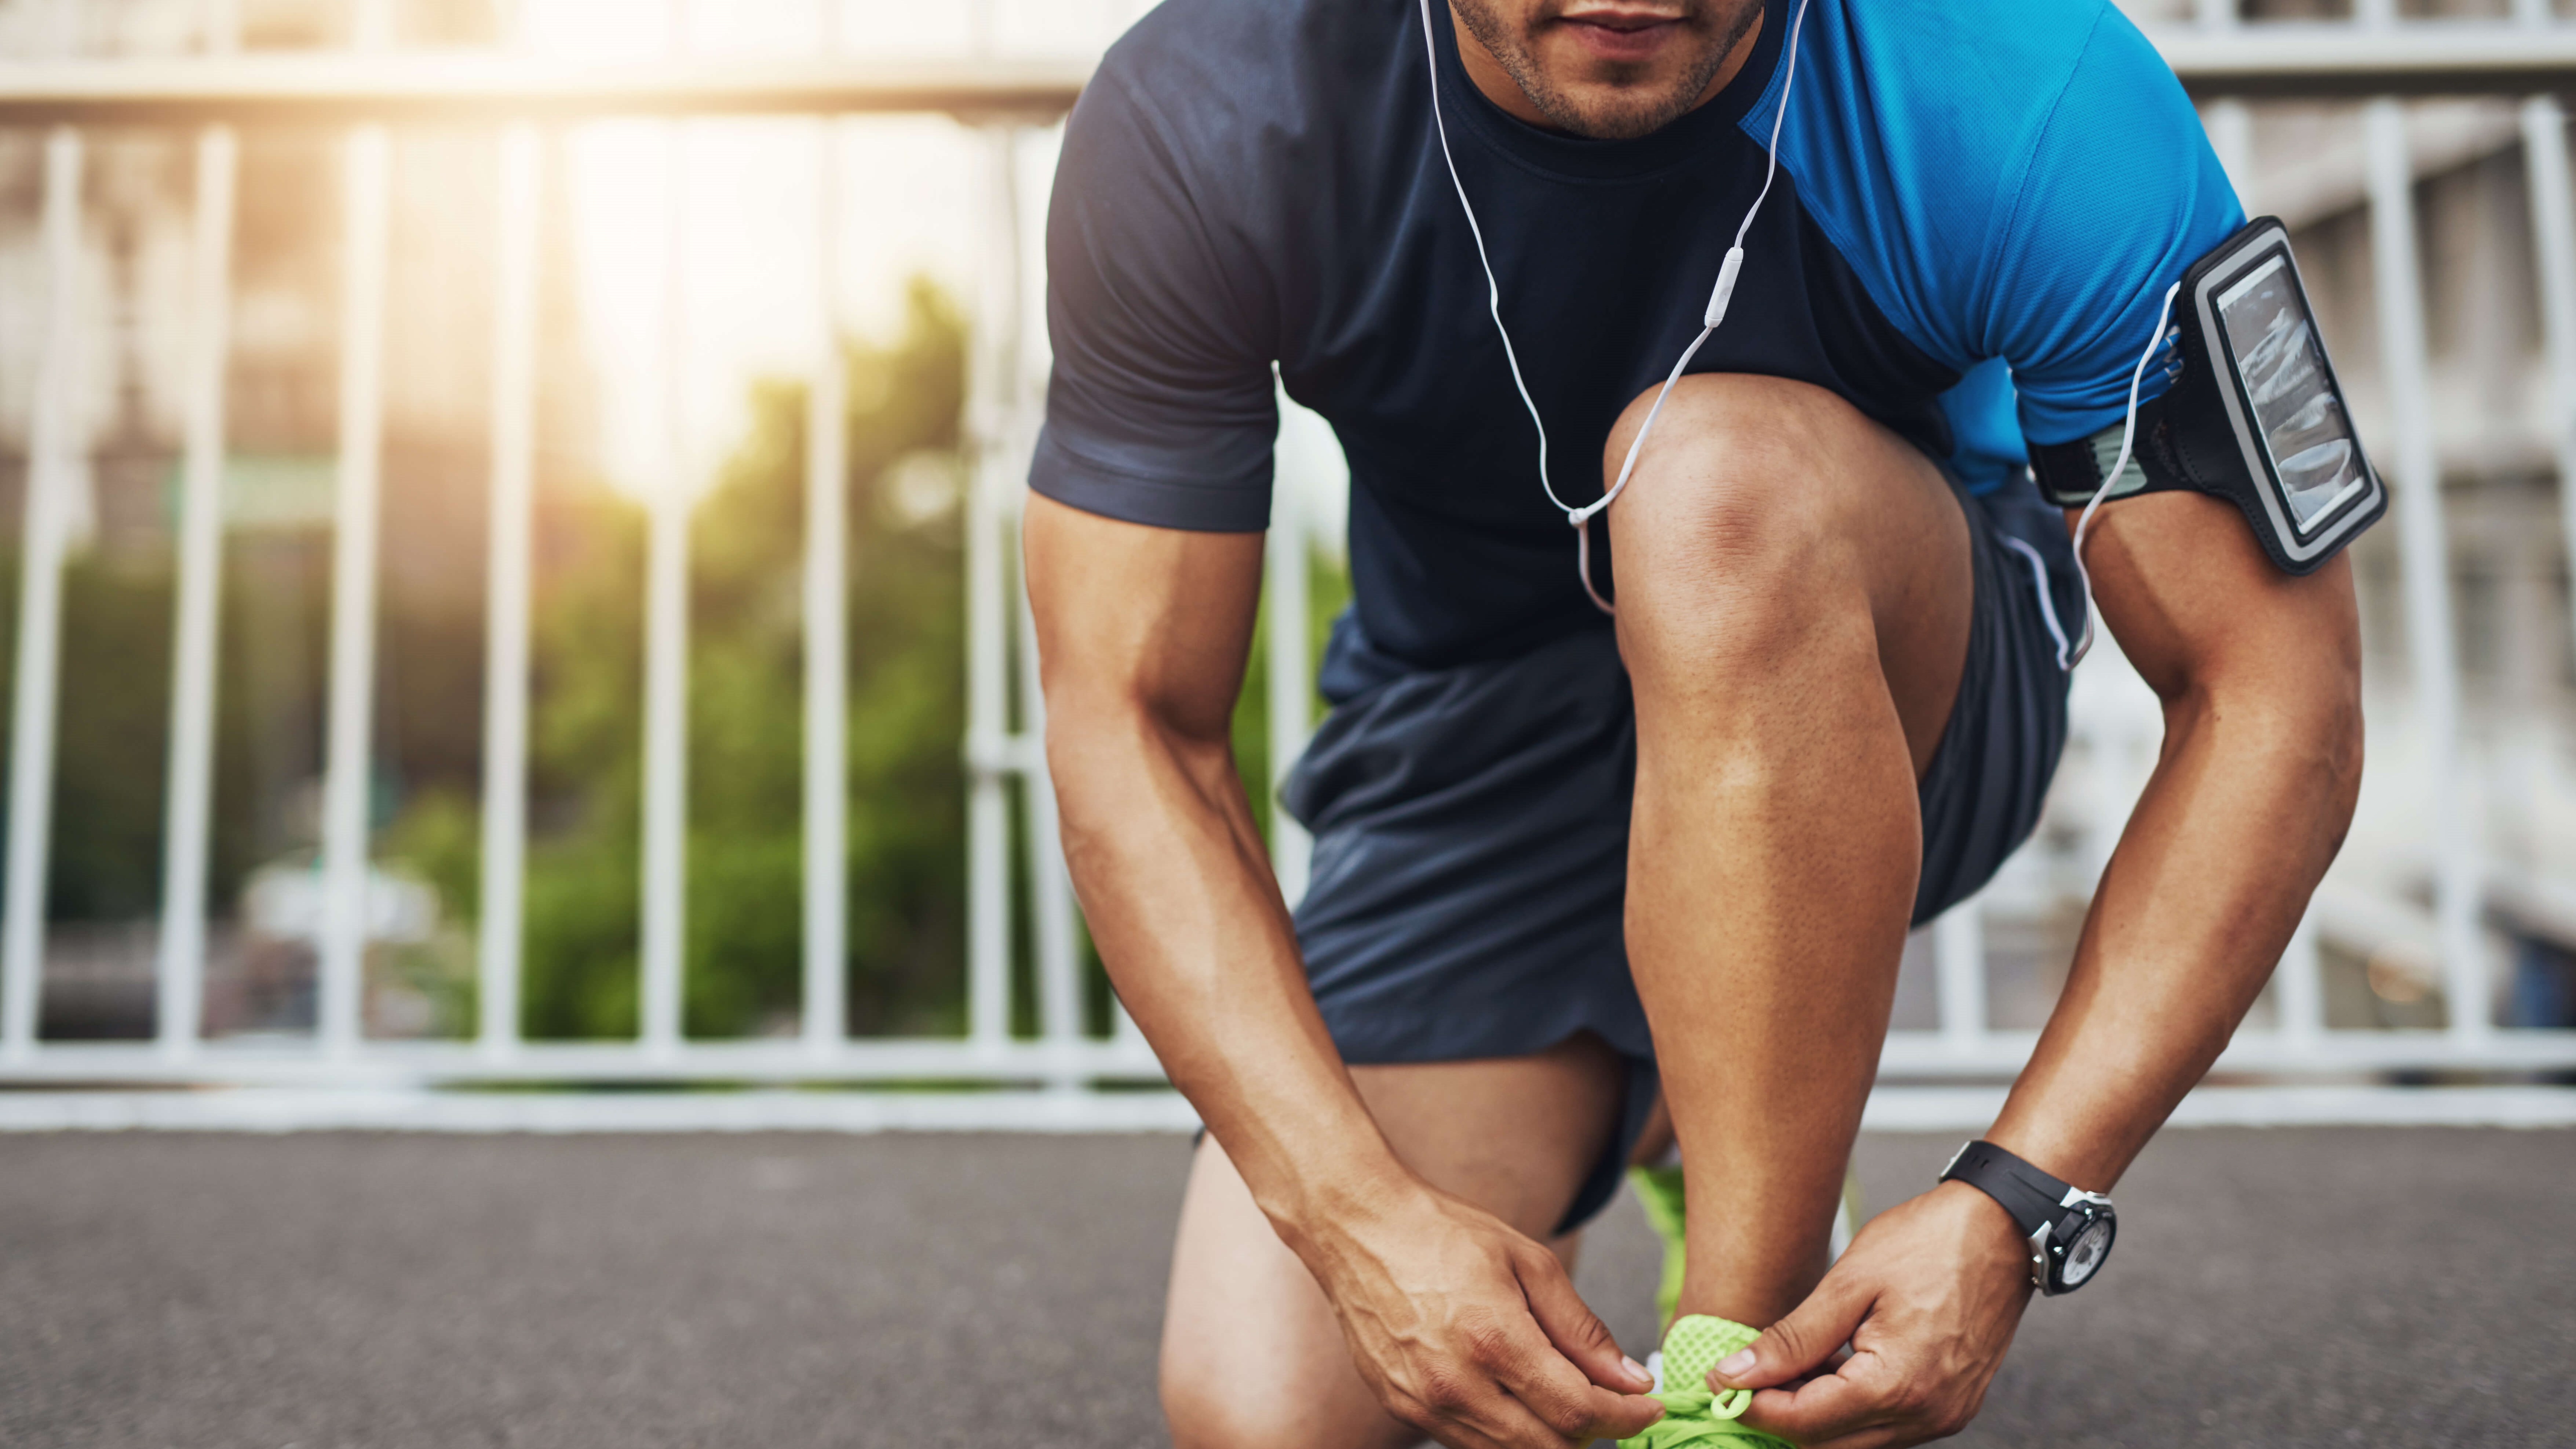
top-left (1031, 0), bottom-right (2242, 696)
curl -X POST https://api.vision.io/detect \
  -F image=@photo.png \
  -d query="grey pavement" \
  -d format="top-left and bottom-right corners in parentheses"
top-left (1, 1126), bottom-right (2569, 1448)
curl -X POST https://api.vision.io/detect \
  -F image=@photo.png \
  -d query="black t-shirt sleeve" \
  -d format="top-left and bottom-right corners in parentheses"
top-left (1031, 72), bottom-right (1280, 534)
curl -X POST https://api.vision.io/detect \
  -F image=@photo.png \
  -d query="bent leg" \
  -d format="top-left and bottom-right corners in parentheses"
top-left (1161, 1036), bottom-right (1627, 1449)
top-left (1606, 374), bottom-right (1972, 1329)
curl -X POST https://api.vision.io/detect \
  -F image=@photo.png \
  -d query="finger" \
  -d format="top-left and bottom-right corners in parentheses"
top-left (1710, 1268), bottom-right (1875, 1391)
top-left (1474, 1306), bottom-right (1665, 1443)
top-left (1735, 1368), bottom-right (1887, 1444)
top-left (1436, 1369), bottom-right (1622, 1449)
top-left (1511, 1242), bottom-right (1657, 1393)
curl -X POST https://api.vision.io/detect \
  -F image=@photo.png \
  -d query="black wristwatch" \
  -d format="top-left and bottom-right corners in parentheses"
top-left (1939, 1140), bottom-right (2117, 1296)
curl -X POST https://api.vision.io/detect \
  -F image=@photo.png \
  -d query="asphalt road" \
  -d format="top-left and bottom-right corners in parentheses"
top-left (2, 1126), bottom-right (2569, 1448)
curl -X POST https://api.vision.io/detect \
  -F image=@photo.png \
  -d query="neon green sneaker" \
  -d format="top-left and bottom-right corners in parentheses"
top-left (1628, 1163), bottom-right (1690, 1331)
top-left (1620, 1314), bottom-right (1792, 1449)
top-left (1627, 1163), bottom-right (1864, 1332)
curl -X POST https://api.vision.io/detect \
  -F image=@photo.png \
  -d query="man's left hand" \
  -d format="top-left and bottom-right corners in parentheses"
top-left (1711, 1181), bottom-right (2033, 1448)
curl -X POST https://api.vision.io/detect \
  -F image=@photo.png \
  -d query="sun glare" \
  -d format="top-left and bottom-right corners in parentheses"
top-left (512, 0), bottom-right (1045, 502)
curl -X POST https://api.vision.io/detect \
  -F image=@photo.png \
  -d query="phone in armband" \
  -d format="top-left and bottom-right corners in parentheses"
top-left (2030, 217), bottom-right (2388, 576)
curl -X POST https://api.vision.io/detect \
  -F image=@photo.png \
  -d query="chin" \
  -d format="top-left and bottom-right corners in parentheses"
top-left (1540, 85), bottom-right (1705, 141)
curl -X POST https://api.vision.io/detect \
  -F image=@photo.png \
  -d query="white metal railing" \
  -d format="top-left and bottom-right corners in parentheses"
top-left (0, 8), bottom-right (2571, 1119)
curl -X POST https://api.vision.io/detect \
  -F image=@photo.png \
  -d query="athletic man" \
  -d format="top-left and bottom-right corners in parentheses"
top-left (1026, 1), bottom-right (2363, 1445)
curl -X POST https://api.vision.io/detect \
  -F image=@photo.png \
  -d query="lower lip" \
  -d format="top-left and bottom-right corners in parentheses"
top-left (1563, 19), bottom-right (1679, 63)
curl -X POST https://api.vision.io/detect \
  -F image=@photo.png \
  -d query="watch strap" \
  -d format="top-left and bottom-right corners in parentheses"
top-left (1939, 1139), bottom-right (2070, 1236)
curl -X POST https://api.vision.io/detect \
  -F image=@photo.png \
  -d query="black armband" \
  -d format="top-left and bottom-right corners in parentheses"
top-left (2028, 217), bottom-right (2387, 577)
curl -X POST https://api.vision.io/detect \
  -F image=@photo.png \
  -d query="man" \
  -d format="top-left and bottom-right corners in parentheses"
top-left (1026, 0), bottom-right (2363, 1445)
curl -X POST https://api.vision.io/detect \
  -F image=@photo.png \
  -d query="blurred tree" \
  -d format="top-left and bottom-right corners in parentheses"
top-left (391, 279), bottom-right (973, 1041)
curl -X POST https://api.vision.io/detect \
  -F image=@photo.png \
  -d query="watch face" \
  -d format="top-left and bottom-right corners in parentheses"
top-left (2059, 1217), bottom-right (2115, 1289)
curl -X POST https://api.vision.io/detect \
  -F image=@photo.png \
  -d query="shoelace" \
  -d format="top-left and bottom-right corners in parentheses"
top-left (1621, 1386), bottom-right (1791, 1449)
top-left (1620, 1316), bottom-right (1796, 1449)
top-left (1620, 1387), bottom-right (1761, 1448)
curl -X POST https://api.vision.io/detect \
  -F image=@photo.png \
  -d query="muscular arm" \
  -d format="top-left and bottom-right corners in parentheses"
top-left (1726, 489), bottom-right (2362, 1449)
top-left (1024, 493), bottom-right (1392, 1224)
top-left (1025, 494), bottom-right (1660, 1448)
top-left (1992, 488), bottom-right (2364, 1186)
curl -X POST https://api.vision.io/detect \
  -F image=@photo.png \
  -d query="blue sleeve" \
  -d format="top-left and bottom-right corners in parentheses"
top-left (1765, 0), bottom-right (2241, 474)
top-left (1032, 67), bottom-right (1279, 533)
top-left (1980, 8), bottom-right (2244, 446)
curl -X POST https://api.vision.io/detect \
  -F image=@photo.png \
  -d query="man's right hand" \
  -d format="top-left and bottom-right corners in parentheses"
top-left (1285, 1176), bottom-right (1667, 1448)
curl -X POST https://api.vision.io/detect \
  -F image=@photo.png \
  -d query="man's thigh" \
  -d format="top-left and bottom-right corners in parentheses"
top-left (1160, 1036), bottom-right (1627, 1449)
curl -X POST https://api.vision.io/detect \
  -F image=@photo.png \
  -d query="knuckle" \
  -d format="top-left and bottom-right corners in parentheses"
top-left (1543, 1399), bottom-right (1595, 1438)
top-left (1757, 1321), bottom-right (1810, 1368)
top-left (1461, 1321), bottom-right (1515, 1368)
top-left (1884, 1380), bottom-right (1934, 1419)
top-left (1417, 1368), bottom-right (1473, 1413)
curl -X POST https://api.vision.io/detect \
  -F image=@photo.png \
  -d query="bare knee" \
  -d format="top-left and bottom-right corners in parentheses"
top-left (1163, 1380), bottom-right (1270, 1449)
top-left (1603, 375), bottom-right (1872, 668)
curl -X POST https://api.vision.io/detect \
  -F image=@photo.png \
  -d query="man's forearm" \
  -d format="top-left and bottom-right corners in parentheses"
top-left (1049, 705), bottom-right (1409, 1228)
top-left (1986, 680), bottom-right (2363, 1190)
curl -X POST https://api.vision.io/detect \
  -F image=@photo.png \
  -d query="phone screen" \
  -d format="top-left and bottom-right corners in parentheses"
top-left (2214, 253), bottom-right (2369, 537)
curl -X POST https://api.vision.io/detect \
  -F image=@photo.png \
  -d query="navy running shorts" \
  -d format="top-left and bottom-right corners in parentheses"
top-left (1281, 477), bottom-right (2081, 1233)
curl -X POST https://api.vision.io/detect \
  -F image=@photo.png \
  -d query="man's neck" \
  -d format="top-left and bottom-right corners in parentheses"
top-left (1448, 4), bottom-right (1765, 135)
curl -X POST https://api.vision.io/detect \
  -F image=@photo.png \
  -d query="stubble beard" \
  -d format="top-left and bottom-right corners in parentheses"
top-left (1449, 0), bottom-right (1764, 142)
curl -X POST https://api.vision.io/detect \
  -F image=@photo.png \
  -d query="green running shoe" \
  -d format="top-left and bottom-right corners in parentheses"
top-left (1626, 1163), bottom-right (1864, 1333)
top-left (1628, 1163), bottom-right (1690, 1332)
top-left (1620, 1314), bottom-right (1792, 1449)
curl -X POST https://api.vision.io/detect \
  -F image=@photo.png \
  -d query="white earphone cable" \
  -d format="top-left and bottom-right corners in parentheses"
top-left (1418, 0), bottom-right (1571, 519)
top-left (2054, 280), bottom-right (2182, 670)
top-left (1420, 0), bottom-right (1811, 614)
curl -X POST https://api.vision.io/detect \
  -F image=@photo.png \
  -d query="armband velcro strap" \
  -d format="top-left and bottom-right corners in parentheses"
top-left (2028, 424), bottom-right (2155, 510)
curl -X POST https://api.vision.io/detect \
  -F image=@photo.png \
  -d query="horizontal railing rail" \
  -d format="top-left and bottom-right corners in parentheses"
top-left (0, 10), bottom-right (2573, 1126)
top-left (0, 54), bottom-right (1094, 124)
top-left (0, 23), bottom-right (2568, 127)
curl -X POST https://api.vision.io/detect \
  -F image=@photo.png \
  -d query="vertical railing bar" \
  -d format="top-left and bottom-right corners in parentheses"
top-left (202, 0), bottom-right (240, 53)
top-left (1012, 580), bottom-right (1083, 1059)
top-left (2205, 100), bottom-right (2252, 200)
top-left (0, 126), bottom-right (83, 1061)
top-left (963, 123), bottom-right (1018, 1051)
top-left (2198, 0), bottom-right (2251, 208)
top-left (638, 115), bottom-right (690, 1059)
top-left (155, 118), bottom-right (237, 1061)
top-left (317, 0), bottom-right (395, 1058)
top-left (477, 123), bottom-right (541, 1061)
top-left (318, 120), bottom-right (391, 1059)
top-left (802, 111), bottom-right (850, 1057)
top-left (2520, 83), bottom-right (2576, 720)
top-left (2520, 1), bottom-right (2576, 1044)
top-left (1264, 442), bottom-right (1314, 910)
top-left (1933, 899), bottom-right (1986, 1052)
top-left (2366, 97), bottom-right (2488, 1041)
top-left (2276, 910), bottom-right (2324, 1044)
top-left (990, 117), bottom-right (1085, 1067)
